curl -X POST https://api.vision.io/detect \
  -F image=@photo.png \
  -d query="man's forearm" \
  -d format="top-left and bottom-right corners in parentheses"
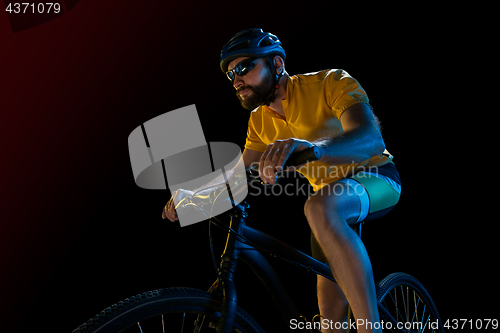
top-left (313, 123), bottom-right (385, 165)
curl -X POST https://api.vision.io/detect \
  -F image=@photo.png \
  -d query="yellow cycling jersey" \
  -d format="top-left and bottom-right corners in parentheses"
top-left (244, 69), bottom-right (393, 191)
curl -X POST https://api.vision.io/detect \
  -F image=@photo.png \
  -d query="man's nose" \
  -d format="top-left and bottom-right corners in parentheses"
top-left (233, 75), bottom-right (244, 89)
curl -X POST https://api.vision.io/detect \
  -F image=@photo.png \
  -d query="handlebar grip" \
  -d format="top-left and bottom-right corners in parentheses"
top-left (283, 146), bottom-right (321, 169)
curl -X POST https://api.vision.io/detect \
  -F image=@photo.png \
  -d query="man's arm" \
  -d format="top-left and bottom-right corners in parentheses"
top-left (258, 103), bottom-right (385, 184)
top-left (313, 102), bottom-right (385, 165)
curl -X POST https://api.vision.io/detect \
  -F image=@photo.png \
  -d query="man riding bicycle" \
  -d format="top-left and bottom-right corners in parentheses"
top-left (163, 29), bottom-right (401, 333)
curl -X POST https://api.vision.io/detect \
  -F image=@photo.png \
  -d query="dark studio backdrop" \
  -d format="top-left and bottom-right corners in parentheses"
top-left (0, 1), bottom-right (494, 332)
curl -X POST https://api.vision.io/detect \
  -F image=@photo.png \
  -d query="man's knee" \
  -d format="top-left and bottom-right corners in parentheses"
top-left (304, 184), bottom-right (347, 223)
top-left (304, 194), bottom-right (327, 221)
top-left (304, 182), bottom-right (360, 228)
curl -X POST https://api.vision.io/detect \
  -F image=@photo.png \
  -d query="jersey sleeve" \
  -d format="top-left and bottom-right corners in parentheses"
top-left (325, 69), bottom-right (370, 119)
top-left (244, 112), bottom-right (268, 152)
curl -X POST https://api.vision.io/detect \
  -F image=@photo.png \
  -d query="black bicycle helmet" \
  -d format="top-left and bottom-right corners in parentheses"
top-left (220, 28), bottom-right (286, 73)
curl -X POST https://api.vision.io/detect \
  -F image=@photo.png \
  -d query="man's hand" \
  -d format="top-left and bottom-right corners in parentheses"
top-left (162, 189), bottom-right (194, 222)
top-left (258, 138), bottom-right (313, 185)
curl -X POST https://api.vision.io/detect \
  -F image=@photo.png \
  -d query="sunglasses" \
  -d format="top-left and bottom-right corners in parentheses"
top-left (226, 58), bottom-right (260, 82)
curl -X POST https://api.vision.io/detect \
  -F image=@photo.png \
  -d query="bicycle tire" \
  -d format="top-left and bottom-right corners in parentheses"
top-left (376, 272), bottom-right (444, 333)
top-left (72, 287), bottom-right (265, 333)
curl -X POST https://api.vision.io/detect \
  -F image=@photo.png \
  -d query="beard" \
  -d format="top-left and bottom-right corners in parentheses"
top-left (236, 69), bottom-right (275, 110)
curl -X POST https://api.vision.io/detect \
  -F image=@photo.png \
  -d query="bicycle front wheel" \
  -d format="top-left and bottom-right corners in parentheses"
top-left (376, 273), bottom-right (444, 333)
top-left (73, 287), bottom-right (265, 333)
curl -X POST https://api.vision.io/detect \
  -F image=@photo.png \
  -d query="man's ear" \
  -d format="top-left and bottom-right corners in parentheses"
top-left (273, 56), bottom-right (285, 75)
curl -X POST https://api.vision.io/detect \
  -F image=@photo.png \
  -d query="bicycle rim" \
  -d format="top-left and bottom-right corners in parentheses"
top-left (376, 273), bottom-right (444, 333)
top-left (73, 287), bottom-right (265, 333)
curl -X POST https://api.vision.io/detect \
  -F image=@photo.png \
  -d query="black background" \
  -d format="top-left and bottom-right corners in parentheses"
top-left (0, 2), bottom-right (494, 332)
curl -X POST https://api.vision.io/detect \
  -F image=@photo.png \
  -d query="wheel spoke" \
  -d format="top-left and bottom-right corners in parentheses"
top-left (419, 305), bottom-right (427, 332)
top-left (398, 286), bottom-right (404, 322)
top-left (400, 286), bottom-right (408, 323)
top-left (421, 313), bottom-right (431, 333)
top-left (388, 288), bottom-right (405, 323)
top-left (411, 289), bottom-right (419, 326)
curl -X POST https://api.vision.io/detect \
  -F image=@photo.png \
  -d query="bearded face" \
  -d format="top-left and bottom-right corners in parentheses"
top-left (227, 57), bottom-right (277, 110)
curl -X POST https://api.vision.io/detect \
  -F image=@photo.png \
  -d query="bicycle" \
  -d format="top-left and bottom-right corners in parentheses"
top-left (73, 147), bottom-right (444, 333)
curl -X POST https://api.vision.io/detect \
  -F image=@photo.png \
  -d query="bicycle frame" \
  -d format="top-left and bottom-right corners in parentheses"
top-left (211, 201), bottom-right (404, 333)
